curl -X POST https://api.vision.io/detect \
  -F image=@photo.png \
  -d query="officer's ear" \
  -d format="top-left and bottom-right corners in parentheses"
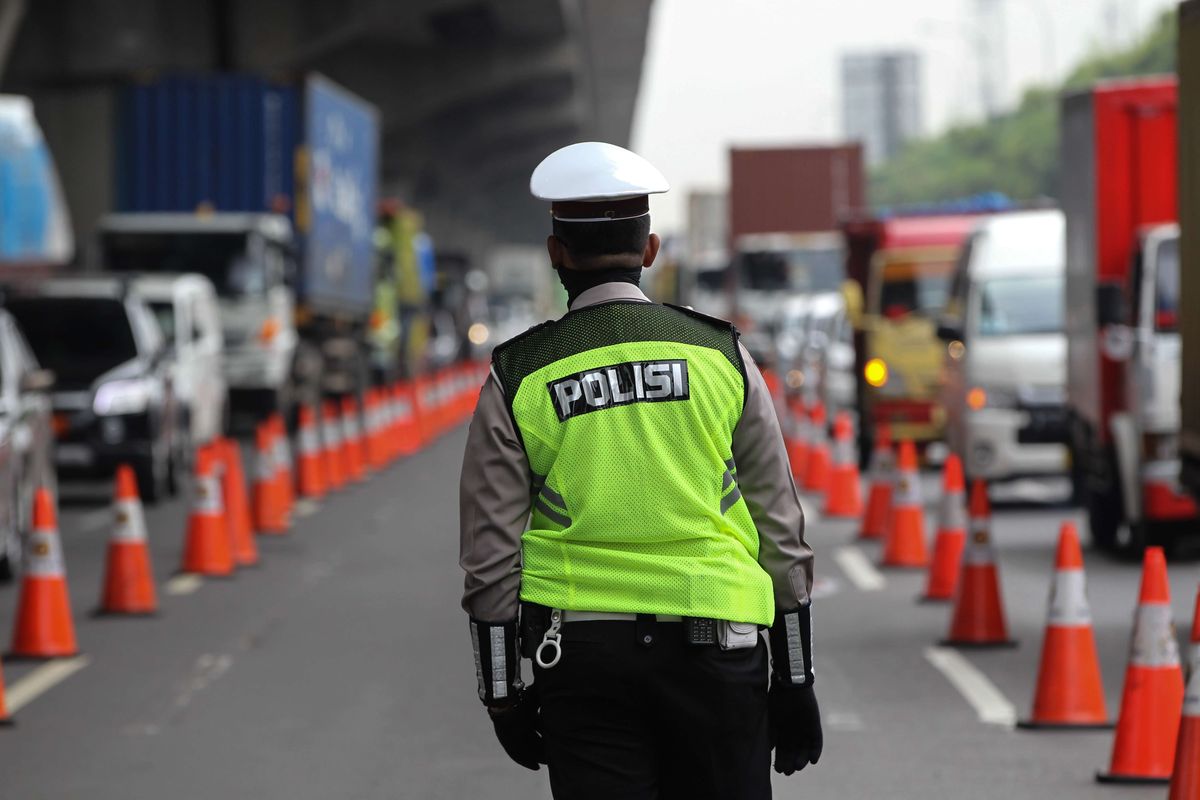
top-left (547, 235), bottom-right (567, 270)
top-left (642, 233), bottom-right (662, 269)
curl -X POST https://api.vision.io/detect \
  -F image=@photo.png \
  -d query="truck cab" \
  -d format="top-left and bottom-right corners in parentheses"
top-left (97, 213), bottom-right (298, 420)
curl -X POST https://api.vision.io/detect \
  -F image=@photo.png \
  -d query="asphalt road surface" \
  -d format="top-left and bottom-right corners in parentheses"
top-left (0, 427), bottom-right (1197, 799)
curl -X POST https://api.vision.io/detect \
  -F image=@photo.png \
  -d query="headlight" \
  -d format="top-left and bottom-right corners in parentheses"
top-left (966, 385), bottom-right (1017, 411)
top-left (93, 379), bottom-right (154, 416)
top-left (864, 358), bottom-right (888, 388)
top-left (467, 323), bottom-right (490, 346)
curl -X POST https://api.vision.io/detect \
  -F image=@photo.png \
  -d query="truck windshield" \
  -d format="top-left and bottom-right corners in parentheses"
top-left (1153, 236), bottom-right (1179, 332)
top-left (877, 257), bottom-right (952, 319)
top-left (102, 232), bottom-right (264, 297)
top-left (737, 248), bottom-right (843, 293)
top-left (7, 297), bottom-right (138, 388)
top-left (976, 275), bottom-right (1064, 337)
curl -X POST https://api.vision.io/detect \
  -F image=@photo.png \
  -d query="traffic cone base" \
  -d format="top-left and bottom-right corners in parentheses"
top-left (941, 564), bottom-right (1017, 647)
top-left (1018, 523), bottom-right (1109, 729)
top-left (1098, 547), bottom-right (1183, 785)
top-left (180, 455), bottom-right (235, 577)
top-left (881, 440), bottom-right (929, 568)
top-left (10, 489), bottom-right (78, 659)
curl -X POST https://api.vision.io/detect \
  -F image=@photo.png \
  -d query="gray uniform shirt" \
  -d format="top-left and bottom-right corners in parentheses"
top-left (459, 282), bottom-right (813, 623)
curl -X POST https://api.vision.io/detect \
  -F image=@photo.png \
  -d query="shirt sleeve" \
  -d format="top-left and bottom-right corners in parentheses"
top-left (459, 372), bottom-right (531, 622)
top-left (731, 344), bottom-right (814, 610)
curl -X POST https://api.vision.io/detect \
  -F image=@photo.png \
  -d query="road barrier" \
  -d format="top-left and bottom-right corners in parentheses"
top-left (920, 454), bottom-right (966, 603)
top-left (10, 488), bottom-right (78, 659)
top-left (97, 465), bottom-right (158, 615)
top-left (252, 425), bottom-right (288, 536)
top-left (881, 440), bottom-right (929, 568)
top-left (784, 397), bottom-right (809, 485)
top-left (1169, 585), bottom-right (1200, 798)
top-left (823, 411), bottom-right (862, 518)
top-left (218, 438), bottom-right (259, 569)
top-left (941, 480), bottom-right (1014, 647)
top-left (1018, 522), bottom-right (1109, 729)
top-left (295, 406), bottom-right (327, 500)
top-left (858, 423), bottom-right (893, 542)
top-left (1098, 546), bottom-right (1184, 784)
top-left (802, 403), bottom-right (830, 494)
top-left (180, 447), bottom-right (235, 577)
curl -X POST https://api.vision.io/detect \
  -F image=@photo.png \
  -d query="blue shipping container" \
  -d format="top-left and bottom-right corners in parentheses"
top-left (115, 73), bottom-right (379, 315)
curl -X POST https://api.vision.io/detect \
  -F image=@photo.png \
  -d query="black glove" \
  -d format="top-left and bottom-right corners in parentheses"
top-left (768, 681), bottom-right (823, 775)
top-left (487, 685), bottom-right (546, 771)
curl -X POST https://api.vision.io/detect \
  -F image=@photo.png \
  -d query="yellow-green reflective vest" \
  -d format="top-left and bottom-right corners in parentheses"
top-left (491, 301), bottom-right (774, 626)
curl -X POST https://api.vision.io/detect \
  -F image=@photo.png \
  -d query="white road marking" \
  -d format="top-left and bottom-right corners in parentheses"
top-left (924, 646), bottom-right (1017, 728)
top-left (294, 499), bottom-right (319, 518)
top-left (165, 574), bottom-right (204, 595)
top-left (6, 656), bottom-right (90, 713)
top-left (833, 546), bottom-right (886, 591)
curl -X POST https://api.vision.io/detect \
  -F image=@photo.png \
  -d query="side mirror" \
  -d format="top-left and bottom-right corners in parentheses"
top-left (20, 368), bottom-right (55, 393)
top-left (841, 279), bottom-right (864, 329)
top-left (936, 318), bottom-right (964, 342)
top-left (1096, 283), bottom-right (1126, 328)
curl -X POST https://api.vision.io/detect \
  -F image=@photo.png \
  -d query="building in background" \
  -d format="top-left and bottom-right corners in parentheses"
top-left (841, 50), bottom-right (922, 166)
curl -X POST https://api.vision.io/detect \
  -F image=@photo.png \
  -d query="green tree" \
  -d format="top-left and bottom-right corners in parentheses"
top-left (870, 11), bottom-right (1177, 208)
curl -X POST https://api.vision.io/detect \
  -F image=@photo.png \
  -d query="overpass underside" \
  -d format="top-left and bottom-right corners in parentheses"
top-left (0, 0), bottom-right (654, 260)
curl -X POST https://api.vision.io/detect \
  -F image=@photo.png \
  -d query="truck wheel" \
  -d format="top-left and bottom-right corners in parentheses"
top-left (1085, 479), bottom-right (1121, 553)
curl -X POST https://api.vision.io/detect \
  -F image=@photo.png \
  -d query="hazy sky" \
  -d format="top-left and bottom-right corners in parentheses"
top-left (630, 0), bottom-right (1178, 235)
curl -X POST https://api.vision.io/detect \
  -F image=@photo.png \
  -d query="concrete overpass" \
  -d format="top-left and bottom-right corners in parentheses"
top-left (0, 0), bottom-right (653, 261)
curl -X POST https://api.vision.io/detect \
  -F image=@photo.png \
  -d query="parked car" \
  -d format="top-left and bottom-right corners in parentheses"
top-left (938, 210), bottom-right (1068, 483)
top-left (131, 274), bottom-right (228, 448)
top-left (6, 277), bottom-right (181, 503)
top-left (0, 308), bottom-right (55, 580)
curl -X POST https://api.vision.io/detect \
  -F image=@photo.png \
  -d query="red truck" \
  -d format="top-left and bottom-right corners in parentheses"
top-left (726, 146), bottom-right (865, 363)
top-left (1061, 76), bottom-right (1197, 552)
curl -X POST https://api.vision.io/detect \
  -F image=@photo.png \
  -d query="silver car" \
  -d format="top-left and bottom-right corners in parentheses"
top-left (0, 308), bottom-right (56, 581)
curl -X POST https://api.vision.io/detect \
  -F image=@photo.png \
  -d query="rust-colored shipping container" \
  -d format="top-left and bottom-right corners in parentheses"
top-left (728, 145), bottom-right (865, 241)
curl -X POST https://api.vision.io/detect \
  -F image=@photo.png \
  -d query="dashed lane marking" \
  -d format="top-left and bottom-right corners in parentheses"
top-left (294, 499), bottom-right (319, 518)
top-left (924, 646), bottom-right (1016, 728)
top-left (6, 656), bottom-right (91, 713)
top-left (833, 546), bottom-right (886, 591)
top-left (165, 574), bottom-right (204, 595)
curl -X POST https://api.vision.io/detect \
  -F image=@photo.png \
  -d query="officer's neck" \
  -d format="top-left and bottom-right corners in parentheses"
top-left (557, 265), bottom-right (644, 308)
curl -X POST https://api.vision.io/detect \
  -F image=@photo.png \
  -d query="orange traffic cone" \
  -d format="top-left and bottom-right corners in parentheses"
top-left (859, 424), bottom-right (894, 541)
top-left (322, 401), bottom-right (346, 491)
top-left (920, 453), bottom-right (967, 601)
top-left (824, 412), bottom-right (862, 518)
top-left (0, 659), bottom-right (12, 725)
top-left (10, 488), bottom-right (78, 658)
top-left (363, 390), bottom-right (382, 470)
top-left (785, 398), bottom-right (809, 484)
top-left (942, 480), bottom-right (1015, 647)
top-left (802, 403), bottom-right (830, 493)
top-left (253, 424), bottom-right (288, 535)
top-left (1017, 522), bottom-right (1109, 729)
top-left (340, 397), bottom-right (366, 483)
top-left (217, 439), bottom-right (258, 568)
top-left (1168, 586), bottom-right (1200, 798)
top-left (180, 448), bottom-right (234, 577)
top-left (269, 415), bottom-right (294, 517)
top-left (395, 383), bottom-right (420, 456)
top-left (295, 405), bottom-right (326, 499)
top-left (97, 464), bottom-right (158, 615)
top-left (881, 440), bottom-right (929, 568)
top-left (1098, 546), bottom-right (1184, 784)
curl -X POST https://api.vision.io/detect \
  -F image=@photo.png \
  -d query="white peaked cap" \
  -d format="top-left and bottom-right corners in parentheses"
top-left (530, 142), bottom-right (669, 202)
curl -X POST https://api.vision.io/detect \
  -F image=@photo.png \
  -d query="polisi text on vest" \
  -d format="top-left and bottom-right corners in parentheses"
top-left (548, 359), bottom-right (689, 421)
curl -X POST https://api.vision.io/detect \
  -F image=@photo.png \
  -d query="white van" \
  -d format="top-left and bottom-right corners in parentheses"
top-left (131, 274), bottom-right (228, 447)
top-left (939, 210), bottom-right (1068, 481)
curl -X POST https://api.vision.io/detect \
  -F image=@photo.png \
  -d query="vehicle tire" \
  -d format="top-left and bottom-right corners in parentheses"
top-left (136, 441), bottom-right (168, 506)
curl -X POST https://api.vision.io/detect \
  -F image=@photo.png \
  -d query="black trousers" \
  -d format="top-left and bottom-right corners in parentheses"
top-left (533, 620), bottom-right (771, 800)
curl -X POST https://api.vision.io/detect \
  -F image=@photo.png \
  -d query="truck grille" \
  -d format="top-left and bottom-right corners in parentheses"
top-left (1018, 404), bottom-right (1069, 444)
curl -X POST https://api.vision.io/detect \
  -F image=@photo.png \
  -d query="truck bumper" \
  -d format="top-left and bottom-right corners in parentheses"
top-left (224, 348), bottom-right (290, 390)
top-left (1141, 459), bottom-right (1198, 521)
top-left (966, 408), bottom-right (1069, 480)
top-left (871, 399), bottom-right (944, 445)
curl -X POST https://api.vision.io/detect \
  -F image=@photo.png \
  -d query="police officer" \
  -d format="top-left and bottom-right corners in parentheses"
top-left (460, 142), bottom-right (820, 799)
